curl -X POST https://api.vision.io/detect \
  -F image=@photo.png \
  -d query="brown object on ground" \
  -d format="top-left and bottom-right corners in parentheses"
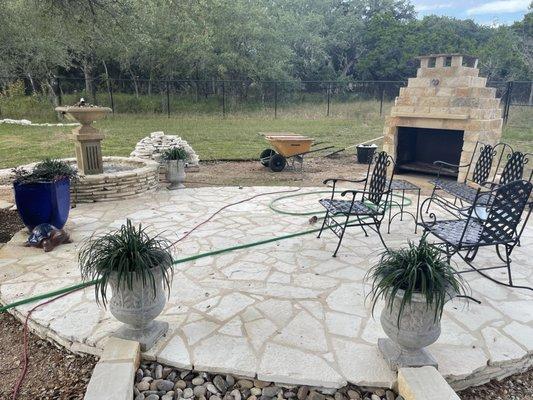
top-left (459, 368), bottom-right (533, 399)
top-left (0, 312), bottom-right (97, 400)
top-left (0, 209), bottom-right (24, 243)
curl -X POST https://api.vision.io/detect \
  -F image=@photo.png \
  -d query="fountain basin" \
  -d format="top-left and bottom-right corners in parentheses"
top-left (66, 157), bottom-right (159, 203)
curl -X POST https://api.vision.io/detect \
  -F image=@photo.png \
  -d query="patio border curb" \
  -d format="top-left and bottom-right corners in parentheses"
top-left (84, 337), bottom-right (140, 400)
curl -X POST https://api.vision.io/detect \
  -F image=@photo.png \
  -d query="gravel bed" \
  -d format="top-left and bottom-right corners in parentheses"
top-left (134, 363), bottom-right (402, 400)
top-left (0, 208), bottom-right (24, 243)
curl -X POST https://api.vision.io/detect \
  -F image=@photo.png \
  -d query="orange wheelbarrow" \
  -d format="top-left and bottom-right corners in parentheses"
top-left (259, 133), bottom-right (333, 172)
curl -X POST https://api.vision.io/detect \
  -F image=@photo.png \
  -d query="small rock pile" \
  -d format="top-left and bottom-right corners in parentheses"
top-left (134, 363), bottom-right (403, 400)
top-left (130, 131), bottom-right (200, 166)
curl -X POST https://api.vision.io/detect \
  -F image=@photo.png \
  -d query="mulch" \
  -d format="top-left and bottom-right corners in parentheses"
top-left (0, 209), bottom-right (24, 243)
top-left (459, 369), bottom-right (533, 399)
top-left (0, 312), bottom-right (97, 400)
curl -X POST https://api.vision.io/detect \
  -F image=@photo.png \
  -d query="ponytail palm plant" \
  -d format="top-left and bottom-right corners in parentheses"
top-left (366, 236), bottom-right (468, 325)
top-left (79, 219), bottom-right (173, 307)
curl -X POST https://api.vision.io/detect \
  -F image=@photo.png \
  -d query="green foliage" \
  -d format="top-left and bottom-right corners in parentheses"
top-left (0, 0), bottom-right (531, 87)
top-left (13, 158), bottom-right (78, 184)
top-left (79, 220), bottom-right (174, 307)
top-left (366, 237), bottom-right (468, 325)
top-left (162, 147), bottom-right (188, 161)
top-left (0, 81), bottom-right (56, 122)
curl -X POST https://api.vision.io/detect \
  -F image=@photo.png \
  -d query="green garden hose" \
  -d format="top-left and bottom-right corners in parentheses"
top-left (0, 190), bottom-right (413, 313)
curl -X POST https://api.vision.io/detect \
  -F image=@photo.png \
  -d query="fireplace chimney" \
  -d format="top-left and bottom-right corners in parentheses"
top-left (383, 54), bottom-right (503, 181)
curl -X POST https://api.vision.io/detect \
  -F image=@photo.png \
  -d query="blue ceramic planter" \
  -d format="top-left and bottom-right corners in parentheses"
top-left (13, 177), bottom-right (71, 231)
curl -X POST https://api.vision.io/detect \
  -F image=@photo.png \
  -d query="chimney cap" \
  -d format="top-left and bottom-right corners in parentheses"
top-left (416, 53), bottom-right (477, 61)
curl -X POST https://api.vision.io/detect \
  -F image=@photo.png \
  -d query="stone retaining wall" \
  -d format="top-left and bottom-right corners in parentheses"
top-left (70, 157), bottom-right (159, 203)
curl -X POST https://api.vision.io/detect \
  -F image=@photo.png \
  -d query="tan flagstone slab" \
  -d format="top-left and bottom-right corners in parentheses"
top-left (0, 187), bottom-right (531, 389)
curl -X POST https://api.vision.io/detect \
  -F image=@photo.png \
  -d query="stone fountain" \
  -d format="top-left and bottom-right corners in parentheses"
top-left (55, 104), bottom-right (112, 175)
top-left (50, 103), bottom-right (159, 202)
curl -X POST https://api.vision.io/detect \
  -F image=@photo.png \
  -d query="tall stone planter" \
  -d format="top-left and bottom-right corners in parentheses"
top-left (109, 267), bottom-right (168, 351)
top-left (378, 289), bottom-right (441, 370)
top-left (166, 159), bottom-right (186, 189)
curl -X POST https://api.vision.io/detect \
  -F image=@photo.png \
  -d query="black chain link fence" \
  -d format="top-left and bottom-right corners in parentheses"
top-left (0, 76), bottom-right (531, 126)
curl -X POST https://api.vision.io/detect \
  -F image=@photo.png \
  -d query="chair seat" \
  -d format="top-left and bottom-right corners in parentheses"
top-left (430, 178), bottom-right (489, 205)
top-left (425, 219), bottom-right (482, 247)
top-left (319, 199), bottom-right (377, 216)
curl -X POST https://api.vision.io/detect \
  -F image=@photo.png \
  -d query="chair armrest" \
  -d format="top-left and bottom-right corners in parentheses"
top-left (433, 160), bottom-right (471, 170)
top-left (323, 177), bottom-right (367, 185)
top-left (340, 188), bottom-right (391, 197)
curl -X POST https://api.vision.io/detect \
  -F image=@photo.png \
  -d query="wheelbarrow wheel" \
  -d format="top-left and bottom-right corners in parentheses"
top-left (269, 154), bottom-right (287, 172)
top-left (260, 148), bottom-right (276, 166)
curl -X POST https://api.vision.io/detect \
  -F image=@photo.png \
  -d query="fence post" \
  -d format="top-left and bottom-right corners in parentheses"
top-left (106, 77), bottom-right (115, 114)
top-left (57, 76), bottom-right (62, 106)
top-left (222, 81), bottom-right (226, 117)
top-left (166, 80), bottom-right (170, 118)
top-left (503, 81), bottom-right (513, 125)
top-left (326, 83), bottom-right (331, 117)
top-left (274, 81), bottom-right (278, 119)
top-left (379, 84), bottom-right (385, 116)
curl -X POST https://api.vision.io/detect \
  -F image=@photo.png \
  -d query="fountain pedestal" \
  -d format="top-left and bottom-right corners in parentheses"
top-left (55, 106), bottom-right (111, 175)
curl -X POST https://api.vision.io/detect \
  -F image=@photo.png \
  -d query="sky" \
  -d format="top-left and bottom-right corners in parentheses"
top-left (412, 0), bottom-right (530, 25)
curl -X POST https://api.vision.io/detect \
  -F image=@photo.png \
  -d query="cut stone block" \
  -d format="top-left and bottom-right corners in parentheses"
top-left (84, 361), bottom-right (135, 400)
top-left (99, 337), bottom-right (140, 365)
top-left (398, 366), bottom-right (460, 400)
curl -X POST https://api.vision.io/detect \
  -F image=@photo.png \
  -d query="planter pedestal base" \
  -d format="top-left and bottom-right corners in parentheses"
top-left (113, 320), bottom-right (169, 351)
top-left (378, 338), bottom-right (438, 371)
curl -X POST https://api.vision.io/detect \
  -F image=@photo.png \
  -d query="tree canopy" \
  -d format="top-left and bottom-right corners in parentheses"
top-left (0, 0), bottom-right (531, 88)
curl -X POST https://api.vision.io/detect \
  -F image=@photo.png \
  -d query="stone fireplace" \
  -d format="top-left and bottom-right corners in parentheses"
top-left (383, 54), bottom-right (503, 181)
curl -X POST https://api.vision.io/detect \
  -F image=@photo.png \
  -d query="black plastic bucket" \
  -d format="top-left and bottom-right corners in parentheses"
top-left (356, 144), bottom-right (377, 164)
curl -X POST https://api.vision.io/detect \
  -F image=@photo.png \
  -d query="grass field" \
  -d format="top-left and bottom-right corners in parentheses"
top-left (0, 102), bottom-right (530, 169)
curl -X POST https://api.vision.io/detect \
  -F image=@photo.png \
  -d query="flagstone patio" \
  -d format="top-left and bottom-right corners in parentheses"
top-left (0, 186), bottom-right (532, 390)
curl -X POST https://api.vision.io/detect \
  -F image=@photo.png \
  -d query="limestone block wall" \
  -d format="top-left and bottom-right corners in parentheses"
top-left (382, 54), bottom-right (503, 182)
top-left (70, 157), bottom-right (159, 203)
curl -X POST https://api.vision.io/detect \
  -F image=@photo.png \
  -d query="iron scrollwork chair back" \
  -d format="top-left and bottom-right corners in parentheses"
top-left (470, 143), bottom-right (497, 185)
top-left (366, 151), bottom-right (391, 208)
top-left (498, 151), bottom-right (532, 186)
top-left (479, 179), bottom-right (532, 246)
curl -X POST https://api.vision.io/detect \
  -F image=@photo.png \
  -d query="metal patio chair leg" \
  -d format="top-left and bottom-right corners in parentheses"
top-left (425, 186), bottom-right (436, 213)
top-left (317, 211), bottom-right (329, 238)
top-left (332, 214), bottom-right (351, 257)
top-left (374, 219), bottom-right (388, 250)
top-left (505, 245), bottom-right (513, 286)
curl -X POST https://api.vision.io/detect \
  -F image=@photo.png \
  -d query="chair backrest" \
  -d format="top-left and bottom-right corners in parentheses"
top-left (480, 179), bottom-right (532, 244)
top-left (470, 143), bottom-right (495, 185)
top-left (499, 151), bottom-right (531, 185)
top-left (366, 151), bottom-right (392, 206)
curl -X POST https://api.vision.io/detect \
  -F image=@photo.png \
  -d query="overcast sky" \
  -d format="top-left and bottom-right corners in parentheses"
top-left (412, 0), bottom-right (530, 25)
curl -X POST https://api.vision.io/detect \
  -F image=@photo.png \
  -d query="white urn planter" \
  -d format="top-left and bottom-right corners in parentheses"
top-left (166, 159), bottom-right (186, 189)
top-left (378, 289), bottom-right (443, 370)
top-left (109, 268), bottom-right (168, 351)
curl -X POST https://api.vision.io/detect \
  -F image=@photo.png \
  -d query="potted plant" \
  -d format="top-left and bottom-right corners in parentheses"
top-left (79, 220), bottom-right (174, 351)
top-left (162, 147), bottom-right (188, 189)
top-left (366, 237), bottom-right (468, 370)
top-left (13, 159), bottom-right (78, 231)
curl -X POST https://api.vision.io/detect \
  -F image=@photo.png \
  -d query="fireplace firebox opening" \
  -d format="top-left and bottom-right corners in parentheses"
top-left (395, 127), bottom-right (464, 177)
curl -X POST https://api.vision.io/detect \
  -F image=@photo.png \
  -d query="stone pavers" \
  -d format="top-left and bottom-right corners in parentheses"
top-left (0, 186), bottom-right (532, 389)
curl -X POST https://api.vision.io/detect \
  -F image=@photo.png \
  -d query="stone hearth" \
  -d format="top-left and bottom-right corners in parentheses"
top-left (383, 54), bottom-right (503, 181)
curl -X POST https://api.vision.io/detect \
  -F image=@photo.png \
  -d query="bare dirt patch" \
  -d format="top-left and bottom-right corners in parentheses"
top-left (0, 312), bottom-right (97, 400)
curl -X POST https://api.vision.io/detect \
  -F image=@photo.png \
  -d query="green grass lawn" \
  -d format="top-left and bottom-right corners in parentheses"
top-left (0, 103), bottom-right (530, 168)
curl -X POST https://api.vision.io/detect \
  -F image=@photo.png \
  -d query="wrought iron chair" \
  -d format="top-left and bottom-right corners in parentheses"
top-left (317, 151), bottom-right (394, 257)
top-left (487, 150), bottom-right (532, 188)
top-left (420, 179), bottom-right (533, 291)
top-left (427, 142), bottom-right (507, 209)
